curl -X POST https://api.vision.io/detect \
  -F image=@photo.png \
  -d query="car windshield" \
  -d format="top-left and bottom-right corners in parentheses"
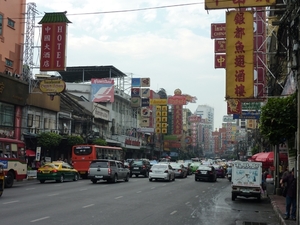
top-left (198, 166), bottom-right (212, 171)
top-left (132, 161), bottom-right (143, 166)
top-left (41, 164), bottom-right (57, 169)
top-left (90, 161), bottom-right (108, 168)
top-left (170, 163), bottom-right (180, 169)
top-left (152, 165), bottom-right (167, 170)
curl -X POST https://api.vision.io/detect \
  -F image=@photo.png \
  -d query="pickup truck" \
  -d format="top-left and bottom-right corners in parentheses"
top-left (231, 161), bottom-right (262, 201)
top-left (88, 159), bottom-right (130, 183)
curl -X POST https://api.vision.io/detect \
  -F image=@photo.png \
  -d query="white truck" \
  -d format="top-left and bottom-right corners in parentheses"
top-left (231, 161), bottom-right (262, 201)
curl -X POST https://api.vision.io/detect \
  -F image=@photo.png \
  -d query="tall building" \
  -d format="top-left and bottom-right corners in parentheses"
top-left (195, 105), bottom-right (214, 130)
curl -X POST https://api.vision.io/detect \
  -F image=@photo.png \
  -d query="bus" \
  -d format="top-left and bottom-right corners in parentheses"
top-left (0, 138), bottom-right (27, 188)
top-left (71, 145), bottom-right (123, 178)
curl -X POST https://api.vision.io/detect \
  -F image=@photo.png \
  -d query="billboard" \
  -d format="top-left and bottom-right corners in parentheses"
top-left (91, 78), bottom-right (114, 103)
top-left (226, 11), bottom-right (254, 99)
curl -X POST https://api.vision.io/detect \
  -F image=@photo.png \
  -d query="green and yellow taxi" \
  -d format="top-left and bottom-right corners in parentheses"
top-left (37, 161), bottom-right (79, 184)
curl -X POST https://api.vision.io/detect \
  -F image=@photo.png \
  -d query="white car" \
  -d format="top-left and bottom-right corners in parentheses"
top-left (149, 164), bottom-right (175, 182)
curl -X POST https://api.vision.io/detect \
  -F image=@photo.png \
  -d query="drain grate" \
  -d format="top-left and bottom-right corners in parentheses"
top-left (244, 222), bottom-right (267, 225)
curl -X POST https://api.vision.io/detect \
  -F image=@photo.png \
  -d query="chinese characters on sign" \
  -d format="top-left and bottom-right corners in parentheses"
top-left (226, 11), bottom-right (254, 99)
top-left (155, 105), bottom-right (168, 134)
top-left (205, 0), bottom-right (276, 10)
top-left (40, 23), bottom-right (67, 71)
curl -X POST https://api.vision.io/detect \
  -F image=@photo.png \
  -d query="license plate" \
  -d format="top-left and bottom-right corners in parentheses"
top-left (241, 189), bottom-right (250, 193)
top-left (201, 171), bottom-right (207, 174)
top-left (134, 167), bottom-right (139, 169)
top-left (95, 176), bottom-right (103, 178)
top-left (80, 171), bottom-right (85, 174)
top-left (43, 170), bottom-right (50, 173)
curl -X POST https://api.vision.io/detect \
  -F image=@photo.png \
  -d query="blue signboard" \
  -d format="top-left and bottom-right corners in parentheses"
top-left (131, 88), bottom-right (140, 97)
top-left (141, 98), bottom-right (150, 107)
top-left (233, 111), bottom-right (260, 120)
top-left (131, 78), bottom-right (141, 87)
top-left (0, 160), bottom-right (8, 169)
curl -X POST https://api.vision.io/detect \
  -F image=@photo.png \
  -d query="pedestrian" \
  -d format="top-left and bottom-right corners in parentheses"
top-left (280, 168), bottom-right (297, 221)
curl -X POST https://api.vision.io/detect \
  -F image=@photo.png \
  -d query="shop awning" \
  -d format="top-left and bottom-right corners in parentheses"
top-left (26, 150), bottom-right (36, 157)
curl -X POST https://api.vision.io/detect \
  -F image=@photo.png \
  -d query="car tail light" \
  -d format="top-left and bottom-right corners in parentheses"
top-left (108, 168), bottom-right (111, 175)
top-left (88, 169), bottom-right (90, 174)
top-left (37, 170), bottom-right (41, 173)
top-left (209, 171), bottom-right (213, 174)
top-left (196, 170), bottom-right (200, 173)
top-left (178, 169), bottom-right (182, 173)
top-left (164, 170), bottom-right (168, 173)
top-left (149, 169), bottom-right (152, 172)
top-left (142, 165), bottom-right (146, 169)
top-left (50, 170), bottom-right (58, 173)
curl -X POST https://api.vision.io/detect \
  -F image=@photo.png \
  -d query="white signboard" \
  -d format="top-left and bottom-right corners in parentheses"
top-left (36, 147), bottom-right (41, 161)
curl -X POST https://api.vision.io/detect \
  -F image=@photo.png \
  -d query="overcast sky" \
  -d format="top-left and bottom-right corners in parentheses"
top-left (32, 0), bottom-right (227, 129)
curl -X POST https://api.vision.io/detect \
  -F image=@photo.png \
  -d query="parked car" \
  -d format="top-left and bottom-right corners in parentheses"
top-left (37, 161), bottom-right (79, 183)
top-left (149, 164), bottom-right (175, 182)
top-left (88, 159), bottom-right (130, 183)
top-left (212, 165), bottom-right (226, 178)
top-left (169, 162), bottom-right (188, 178)
top-left (195, 165), bottom-right (217, 182)
top-left (129, 159), bottom-right (151, 177)
top-left (190, 162), bottom-right (202, 173)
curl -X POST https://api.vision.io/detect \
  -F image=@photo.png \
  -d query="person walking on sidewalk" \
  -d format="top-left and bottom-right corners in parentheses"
top-left (280, 167), bottom-right (297, 221)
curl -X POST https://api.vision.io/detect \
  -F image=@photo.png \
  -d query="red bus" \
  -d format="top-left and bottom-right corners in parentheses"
top-left (71, 145), bottom-right (123, 178)
top-left (0, 138), bottom-right (27, 187)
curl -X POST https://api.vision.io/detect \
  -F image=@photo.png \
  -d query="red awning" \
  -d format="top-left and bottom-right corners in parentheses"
top-left (26, 150), bottom-right (36, 157)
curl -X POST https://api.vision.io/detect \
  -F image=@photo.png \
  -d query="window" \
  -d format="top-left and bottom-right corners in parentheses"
top-left (5, 58), bottom-right (13, 67)
top-left (7, 18), bottom-right (15, 28)
top-left (0, 14), bottom-right (2, 35)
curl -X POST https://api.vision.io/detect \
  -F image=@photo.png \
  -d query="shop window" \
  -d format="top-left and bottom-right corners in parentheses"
top-left (35, 115), bottom-right (40, 128)
top-left (5, 58), bottom-right (13, 67)
top-left (0, 103), bottom-right (14, 126)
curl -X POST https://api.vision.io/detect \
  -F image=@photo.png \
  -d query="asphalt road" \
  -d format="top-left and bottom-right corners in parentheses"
top-left (1, 176), bottom-right (280, 225)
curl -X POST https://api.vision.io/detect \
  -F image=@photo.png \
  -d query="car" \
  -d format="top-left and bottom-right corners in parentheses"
top-left (37, 161), bottom-right (79, 183)
top-left (149, 160), bottom-right (158, 166)
top-left (149, 164), bottom-right (175, 182)
top-left (183, 161), bottom-right (193, 175)
top-left (169, 162), bottom-right (188, 178)
top-left (195, 165), bottom-right (217, 182)
top-left (88, 159), bottom-right (130, 183)
top-left (129, 159), bottom-right (151, 177)
top-left (212, 164), bottom-right (226, 178)
top-left (190, 162), bottom-right (202, 173)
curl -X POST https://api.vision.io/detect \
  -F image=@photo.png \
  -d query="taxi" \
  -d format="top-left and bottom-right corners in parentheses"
top-left (37, 161), bottom-right (79, 183)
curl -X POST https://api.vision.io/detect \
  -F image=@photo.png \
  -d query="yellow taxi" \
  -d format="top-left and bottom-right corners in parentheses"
top-left (37, 161), bottom-right (79, 184)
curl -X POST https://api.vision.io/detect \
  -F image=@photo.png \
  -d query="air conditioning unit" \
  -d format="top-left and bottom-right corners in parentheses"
top-left (7, 71), bottom-right (13, 76)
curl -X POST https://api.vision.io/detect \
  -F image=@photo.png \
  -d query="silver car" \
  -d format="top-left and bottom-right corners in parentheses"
top-left (149, 164), bottom-right (175, 182)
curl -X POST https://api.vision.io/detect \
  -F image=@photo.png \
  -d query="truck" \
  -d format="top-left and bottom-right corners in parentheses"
top-left (231, 161), bottom-right (262, 201)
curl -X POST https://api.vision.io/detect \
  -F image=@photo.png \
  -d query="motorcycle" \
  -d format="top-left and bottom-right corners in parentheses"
top-left (227, 173), bottom-right (232, 182)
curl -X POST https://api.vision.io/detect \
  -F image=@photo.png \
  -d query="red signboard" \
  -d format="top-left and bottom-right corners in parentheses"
top-left (188, 115), bottom-right (201, 122)
top-left (173, 105), bottom-right (183, 135)
top-left (227, 99), bottom-right (242, 114)
top-left (215, 54), bottom-right (226, 68)
top-left (211, 23), bottom-right (226, 39)
top-left (40, 23), bottom-right (67, 71)
top-left (167, 96), bottom-right (187, 105)
top-left (215, 39), bottom-right (226, 53)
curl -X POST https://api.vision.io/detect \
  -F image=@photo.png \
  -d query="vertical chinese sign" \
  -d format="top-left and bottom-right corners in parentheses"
top-left (226, 11), bottom-right (254, 99)
top-left (155, 105), bottom-right (168, 134)
top-left (211, 23), bottom-right (226, 69)
top-left (39, 12), bottom-right (71, 71)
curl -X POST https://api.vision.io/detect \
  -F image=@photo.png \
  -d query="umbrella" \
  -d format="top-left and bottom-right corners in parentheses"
top-left (253, 152), bottom-right (287, 163)
top-left (26, 149), bottom-right (36, 157)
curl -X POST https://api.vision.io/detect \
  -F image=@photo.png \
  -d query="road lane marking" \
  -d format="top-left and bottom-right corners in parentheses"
top-left (26, 188), bottom-right (35, 190)
top-left (162, 184), bottom-right (167, 186)
top-left (170, 211), bottom-right (177, 215)
top-left (3, 200), bottom-right (19, 204)
top-left (151, 187), bottom-right (155, 189)
top-left (83, 204), bottom-right (94, 208)
top-left (79, 188), bottom-right (88, 191)
top-left (185, 202), bottom-right (190, 205)
top-left (30, 216), bottom-right (50, 222)
top-left (136, 191), bottom-right (141, 193)
top-left (115, 196), bottom-right (123, 199)
top-left (48, 193), bottom-right (59, 196)
top-left (195, 195), bottom-right (199, 198)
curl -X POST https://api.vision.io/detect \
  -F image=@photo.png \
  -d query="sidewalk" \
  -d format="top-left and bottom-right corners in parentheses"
top-left (268, 187), bottom-right (297, 225)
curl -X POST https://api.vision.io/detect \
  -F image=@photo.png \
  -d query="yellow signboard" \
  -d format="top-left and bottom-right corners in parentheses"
top-left (161, 128), bottom-right (167, 134)
top-left (155, 105), bottom-right (168, 134)
top-left (162, 112), bottom-right (167, 117)
top-left (150, 99), bottom-right (168, 105)
top-left (205, 0), bottom-right (276, 10)
top-left (161, 106), bottom-right (168, 111)
top-left (226, 11), bottom-right (254, 99)
top-left (162, 117), bottom-right (167, 123)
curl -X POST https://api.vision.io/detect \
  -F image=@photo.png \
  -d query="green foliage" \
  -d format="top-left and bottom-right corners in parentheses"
top-left (251, 145), bottom-right (259, 156)
top-left (92, 138), bottom-right (107, 146)
top-left (259, 93), bottom-right (297, 145)
top-left (37, 132), bottom-right (62, 150)
top-left (65, 135), bottom-right (85, 147)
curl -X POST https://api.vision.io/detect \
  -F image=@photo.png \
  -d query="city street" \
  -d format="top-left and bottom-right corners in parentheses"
top-left (2, 176), bottom-right (280, 225)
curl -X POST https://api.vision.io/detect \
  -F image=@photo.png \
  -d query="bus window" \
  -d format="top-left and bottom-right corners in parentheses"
top-left (4, 144), bottom-right (11, 158)
top-left (11, 143), bottom-right (17, 158)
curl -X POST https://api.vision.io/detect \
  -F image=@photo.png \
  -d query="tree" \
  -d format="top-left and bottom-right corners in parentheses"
top-left (259, 93), bottom-right (297, 145)
top-left (37, 132), bottom-right (62, 150)
top-left (92, 138), bottom-right (107, 146)
top-left (65, 135), bottom-right (85, 147)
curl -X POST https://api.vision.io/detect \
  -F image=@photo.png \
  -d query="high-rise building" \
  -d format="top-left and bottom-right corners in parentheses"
top-left (195, 105), bottom-right (214, 130)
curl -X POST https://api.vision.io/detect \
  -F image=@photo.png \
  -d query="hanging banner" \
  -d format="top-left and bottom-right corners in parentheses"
top-left (215, 54), bottom-right (226, 69)
top-left (226, 11), bottom-right (254, 99)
